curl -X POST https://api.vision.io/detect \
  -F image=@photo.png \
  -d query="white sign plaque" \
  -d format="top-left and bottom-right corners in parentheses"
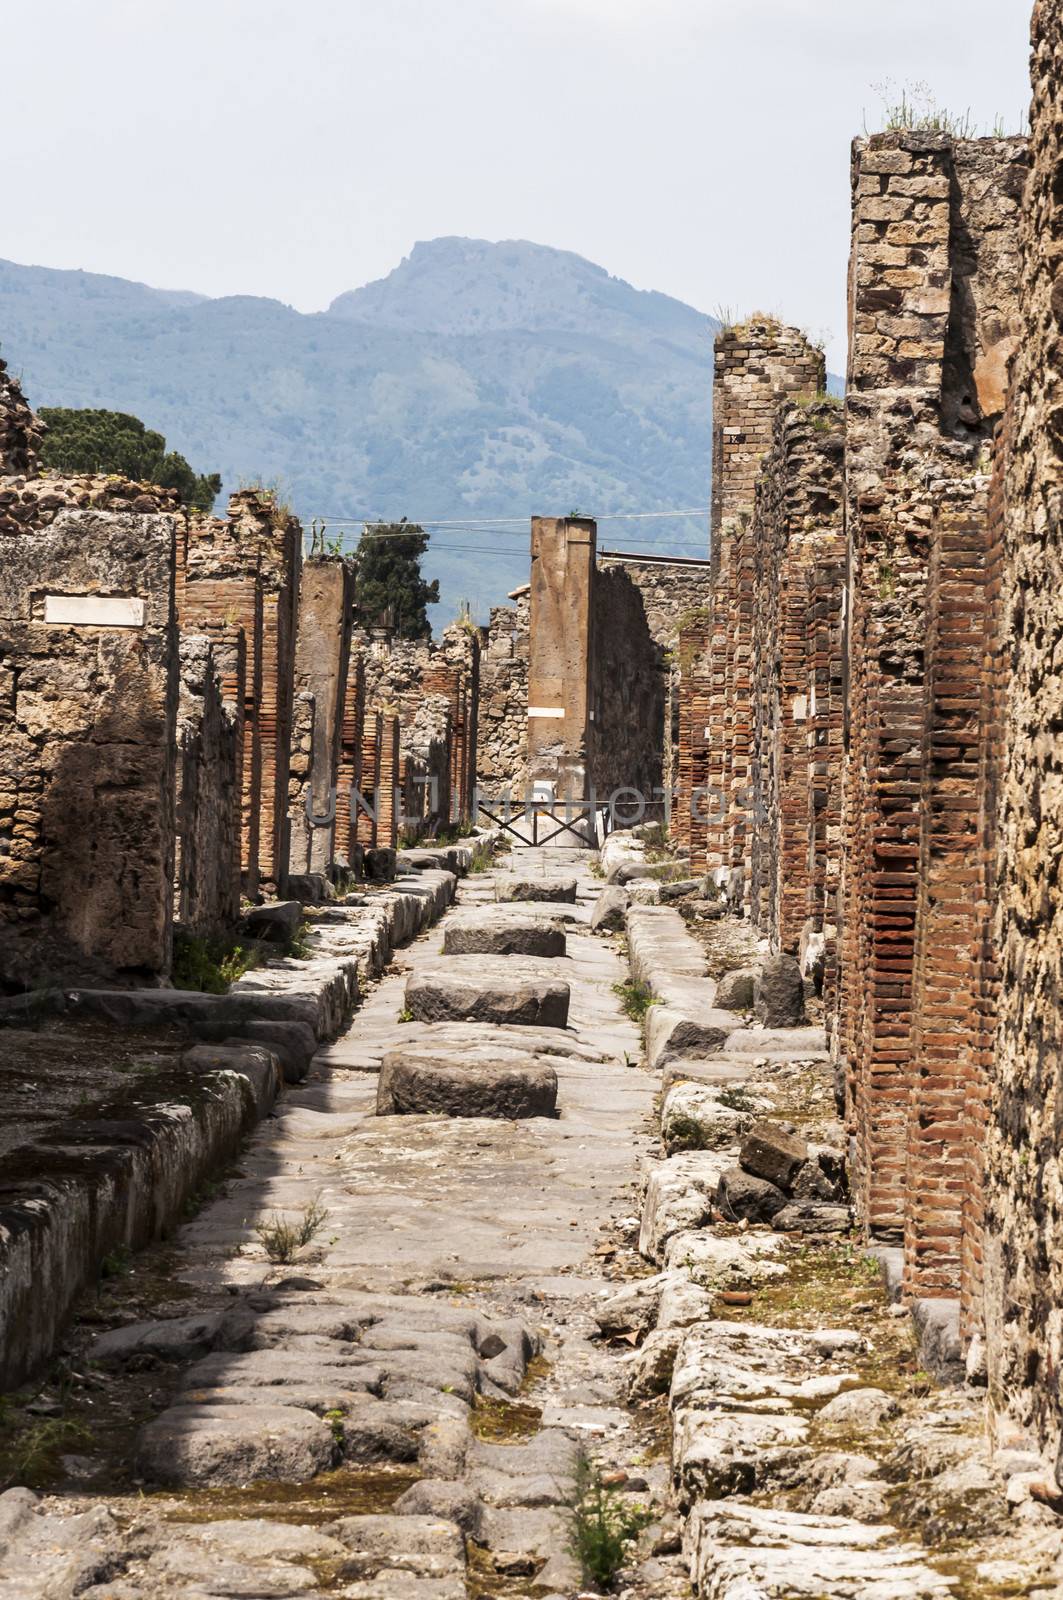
top-left (44, 595), bottom-right (146, 628)
top-left (527, 706), bottom-right (565, 719)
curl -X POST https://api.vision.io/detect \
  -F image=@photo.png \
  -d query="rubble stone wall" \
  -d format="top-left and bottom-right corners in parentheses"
top-left (0, 358), bottom-right (43, 476)
top-left (175, 629), bottom-right (244, 938)
top-left (477, 591), bottom-right (530, 802)
top-left (589, 564), bottom-right (666, 807)
top-left (0, 508), bottom-right (178, 986)
top-left (984, 0), bottom-right (1063, 1469)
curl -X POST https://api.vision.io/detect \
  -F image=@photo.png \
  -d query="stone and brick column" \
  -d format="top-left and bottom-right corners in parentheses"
top-left (175, 627), bottom-right (245, 937)
top-left (335, 643), bottom-right (366, 870)
top-left (840, 129), bottom-right (1026, 1256)
top-left (704, 321), bottom-right (824, 890)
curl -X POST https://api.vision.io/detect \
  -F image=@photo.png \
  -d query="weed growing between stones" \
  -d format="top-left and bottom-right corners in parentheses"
top-left (171, 931), bottom-right (258, 994)
top-left (612, 979), bottom-right (655, 1024)
top-left (568, 1455), bottom-right (651, 1591)
top-left (0, 1415), bottom-right (94, 1488)
top-left (471, 1396), bottom-right (542, 1442)
top-left (255, 1198), bottom-right (330, 1263)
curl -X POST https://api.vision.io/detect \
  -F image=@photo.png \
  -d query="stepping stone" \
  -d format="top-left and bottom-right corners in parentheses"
top-left (404, 959), bottom-right (570, 1028)
top-left (442, 912), bottom-right (566, 958)
top-left (496, 877), bottom-right (577, 904)
top-left (377, 1046), bottom-right (558, 1119)
top-left (136, 1402), bottom-right (335, 1486)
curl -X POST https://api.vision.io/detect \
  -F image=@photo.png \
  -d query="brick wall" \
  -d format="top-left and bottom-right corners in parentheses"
top-left (747, 400), bottom-right (845, 963)
top-left (840, 130), bottom-right (1027, 1254)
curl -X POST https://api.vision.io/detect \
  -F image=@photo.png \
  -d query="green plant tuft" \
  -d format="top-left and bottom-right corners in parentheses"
top-left (568, 1455), bottom-right (650, 1590)
top-left (255, 1198), bottom-right (330, 1264)
top-left (613, 979), bottom-right (655, 1024)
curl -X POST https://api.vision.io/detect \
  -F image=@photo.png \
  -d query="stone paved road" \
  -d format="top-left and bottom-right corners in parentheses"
top-left (0, 848), bottom-right (683, 1599)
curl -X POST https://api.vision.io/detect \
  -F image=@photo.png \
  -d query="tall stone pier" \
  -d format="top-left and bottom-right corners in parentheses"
top-left (526, 515), bottom-right (596, 805)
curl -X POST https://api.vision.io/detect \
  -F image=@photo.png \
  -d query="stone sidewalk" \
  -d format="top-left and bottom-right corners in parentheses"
top-left (0, 848), bottom-right (679, 1599)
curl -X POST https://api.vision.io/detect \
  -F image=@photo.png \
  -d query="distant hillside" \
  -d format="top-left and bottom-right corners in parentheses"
top-left (0, 239), bottom-right (723, 618)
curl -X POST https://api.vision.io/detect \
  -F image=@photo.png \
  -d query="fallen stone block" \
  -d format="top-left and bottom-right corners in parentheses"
top-left (286, 872), bottom-right (333, 904)
top-left (661, 1082), bottom-right (757, 1154)
top-left (644, 1004), bottom-right (733, 1071)
top-left (405, 960), bottom-right (570, 1028)
top-left (817, 1388), bottom-right (899, 1427)
top-left (590, 886), bottom-right (628, 933)
top-left (639, 1152), bottom-right (730, 1261)
top-left (753, 953), bottom-right (806, 1026)
top-left (442, 914), bottom-right (566, 958)
top-left (137, 1402), bottom-right (335, 1486)
top-left (595, 1273), bottom-right (669, 1337)
top-left (772, 1201), bottom-right (851, 1234)
top-left (662, 1229), bottom-right (788, 1289)
top-left (627, 1328), bottom-right (682, 1398)
top-left (496, 877), bottom-right (577, 904)
top-left (240, 900), bottom-right (302, 943)
top-left (715, 966), bottom-right (758, 1011)
top-left (740, 1120), bottom-right (810, 1190)
top-left (674, 1409), bottom-right (810, 1503)
top-left (627, 880), bottom-right (661, 904)
top-left (716, 1167), bottom-right (789, 1224)
top-left (377, 1047), bottom-right (558, 1120)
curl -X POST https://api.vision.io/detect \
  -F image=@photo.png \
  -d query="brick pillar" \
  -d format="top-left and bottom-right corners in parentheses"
top-left (748, 399), bottom-right (845, 955)
top-left (841, 130), bottom-right (1026, 1245)
top-left (357, 711), bottom-right (383, 849)
top-left (377, 716), bottom-right (400, 849)
top-left (177, 513), bottom-right (264, 897)
top-left (905, 482), bottom-right (991, 1299)
top-left (706, 321), bottom-right (824, 892)
top-left (225, 492), bottom-right (302, 897)
top-left (336, 644), bottom-right (366, 868)
top-left (673, 616), bottom-right (712, 866)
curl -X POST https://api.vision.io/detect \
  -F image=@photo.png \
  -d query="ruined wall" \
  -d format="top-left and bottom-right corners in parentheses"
top-left (748, 399), bottom-right (845, 964)
top-left (477, 589), bottom-right (529, 800)
top-left (839, 130), bottom-right (1027, 1259)
top-left (589, 564), bottom-right (665, 806)
top-left (0, 508), bottom-right (178, 987)
top-left (596, 552), bottom-right (712, 812)
top-left (984, 0), bottom-right (1063, 1470)
top-left (678, 321), bottom-right (823, 875)
top-left (175, 629), bottom-right (244, 937)
top-left (0, 359), bottom-right (43, 476)
top-left (335, 644), bottom-right (366, 870)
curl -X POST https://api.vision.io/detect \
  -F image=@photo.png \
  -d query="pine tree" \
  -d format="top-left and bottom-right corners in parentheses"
top-left (354, 521), bottom-right (440, 640)
top-left (38, 408), bottom-right (221, 511)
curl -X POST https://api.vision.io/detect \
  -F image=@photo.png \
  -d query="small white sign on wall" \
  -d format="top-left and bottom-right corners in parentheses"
top-left (44, 595), bottom-right (146, 628)
top-left (527, 706), bottom-right (565, 718)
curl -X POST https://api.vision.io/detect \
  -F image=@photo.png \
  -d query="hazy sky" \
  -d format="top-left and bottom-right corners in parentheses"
top-left (5, 0), bottom-right (1032, 371)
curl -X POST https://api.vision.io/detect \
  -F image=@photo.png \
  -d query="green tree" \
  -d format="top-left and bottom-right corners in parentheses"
top-left (354, 520), bottom-right (440, 640)
top-left (38, 408), bottom-right (222, 511)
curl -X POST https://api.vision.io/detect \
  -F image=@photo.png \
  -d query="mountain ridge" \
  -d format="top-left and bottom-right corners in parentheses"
top-left (0, 239), bottom-right (721, 618)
